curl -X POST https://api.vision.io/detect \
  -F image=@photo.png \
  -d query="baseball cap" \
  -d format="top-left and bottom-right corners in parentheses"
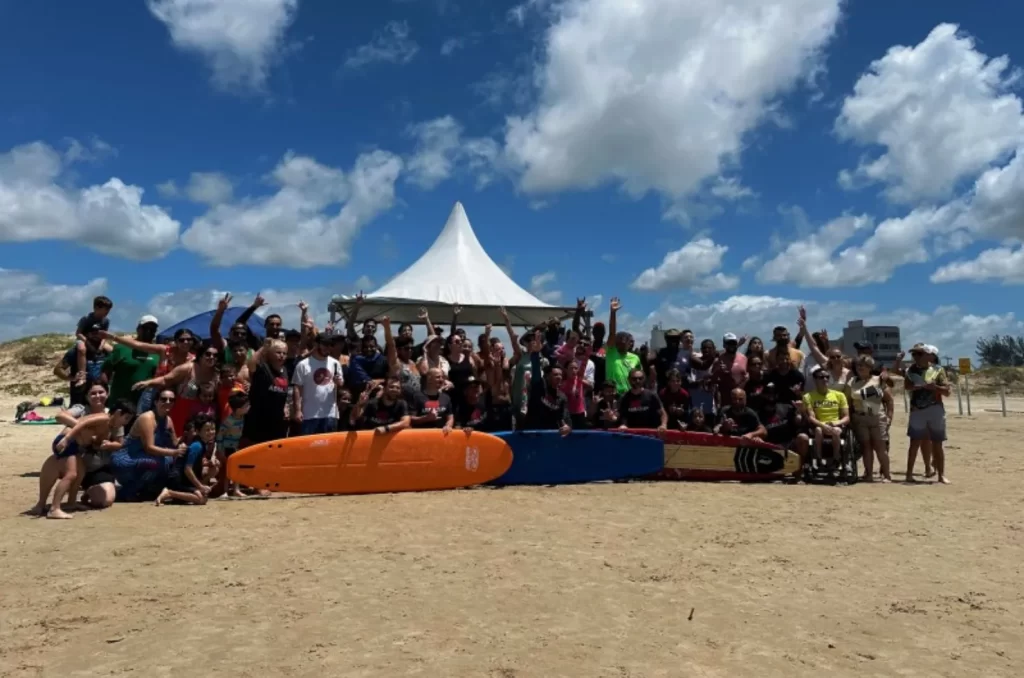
top-left (664, 328), bottom-right (681, 338)
top-left (284, 329), bottom-right (301, 340)
top-left (137, 314), bottom-right (159, 327)
top-left (811, 365), bottom-right (827, 377)
top-left (723, 332), bottom-right (738, 343)
top-left (910, 342), bottom-right (927, 354)
top-left (925, 344), bottom-right (939, 357)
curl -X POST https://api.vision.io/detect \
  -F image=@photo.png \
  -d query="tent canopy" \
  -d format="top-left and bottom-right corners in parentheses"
top-left (156, 307), bottom-right (266, 345)
top-left (330, 202), bottom-right (575, 327)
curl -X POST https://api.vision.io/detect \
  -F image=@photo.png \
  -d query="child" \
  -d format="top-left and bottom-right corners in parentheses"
top-left (686, 409), bottom-right (713, 434)
top-left (156, 414), bottom-right (215, 506)
top-left (216, 392), bottom-right (249, 498)
top-left (74, 296), bottom-right (114, 387)
top-left (31, 399), bottom-right (135, 519)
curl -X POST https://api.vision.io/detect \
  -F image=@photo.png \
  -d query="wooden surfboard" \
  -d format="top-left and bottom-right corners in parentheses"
top-left (226, 430), bottom-right (513, 495)
top-left (623, 429), bottom-right (800, 481)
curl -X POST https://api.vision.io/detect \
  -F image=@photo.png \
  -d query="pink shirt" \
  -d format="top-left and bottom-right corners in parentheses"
top-left (555, 343), bottom-right (592, 415)
top-left (715, 352), bottom-right (748, 392)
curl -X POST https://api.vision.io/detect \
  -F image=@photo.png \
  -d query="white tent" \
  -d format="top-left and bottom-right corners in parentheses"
top-left (329, 202), bottom-right (576, 327)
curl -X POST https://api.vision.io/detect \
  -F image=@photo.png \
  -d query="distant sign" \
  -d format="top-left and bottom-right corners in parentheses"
top-left (958, 358), bottom-right (972, 374)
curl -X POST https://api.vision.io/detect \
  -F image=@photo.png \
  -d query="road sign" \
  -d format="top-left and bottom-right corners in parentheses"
top-left (958, 358), bottom-right (972, 374)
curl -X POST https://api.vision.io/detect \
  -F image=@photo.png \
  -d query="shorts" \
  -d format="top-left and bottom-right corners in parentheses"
top-left (852, 412), bottom-right (886, 448)
top-left (51, 434), bottom-right (80, 459)
top-left (300, 417), bottom-right (339, 436)
top-left (81, 469), bottom-right (115, 489)
top-left (908, 405), bottom-right (946, 442)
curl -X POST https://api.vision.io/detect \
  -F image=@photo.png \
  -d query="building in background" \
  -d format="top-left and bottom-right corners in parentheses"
top-left (650, 323), bottom-right (667, 352)
top-left (841, 320), bottom-right (901, 364)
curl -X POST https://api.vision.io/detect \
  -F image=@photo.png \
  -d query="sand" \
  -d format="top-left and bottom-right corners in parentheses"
top-left (1, 395), bottom-right (1022, 678)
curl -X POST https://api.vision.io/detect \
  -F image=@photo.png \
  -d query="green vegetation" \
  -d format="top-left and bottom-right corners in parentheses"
top-left (976, 335), bottom-right (1024, 367)
top-left (2, 334), bottom-right (74, 367)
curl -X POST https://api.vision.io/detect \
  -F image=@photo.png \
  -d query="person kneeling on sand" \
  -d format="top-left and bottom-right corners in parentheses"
top-left (156, 414), bottom-right (217, 506)
top-left (30, 398), bottom-right (135, 519)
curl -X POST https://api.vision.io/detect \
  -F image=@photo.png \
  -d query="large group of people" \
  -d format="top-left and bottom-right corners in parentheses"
top-left (29, 290), bottom-right (953, 518)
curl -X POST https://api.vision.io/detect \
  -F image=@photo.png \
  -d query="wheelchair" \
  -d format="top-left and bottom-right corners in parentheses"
top-left (802, 424), bottom-right (859, 485)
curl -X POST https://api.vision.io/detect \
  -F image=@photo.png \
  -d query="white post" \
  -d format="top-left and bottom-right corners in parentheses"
top-left (965, 373), bottom-right (972, 416)
top-left (955, 377), bottom-right (964, 415)
top-left (1001, 385), bottom-right (1007, 417)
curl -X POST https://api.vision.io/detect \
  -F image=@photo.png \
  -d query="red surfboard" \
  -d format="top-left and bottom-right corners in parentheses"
top-left (623, 429), bottom-right (800, 481)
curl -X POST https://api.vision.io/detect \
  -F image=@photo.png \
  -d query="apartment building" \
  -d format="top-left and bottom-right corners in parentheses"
top-left (841, 320), bottom-right (901, 363)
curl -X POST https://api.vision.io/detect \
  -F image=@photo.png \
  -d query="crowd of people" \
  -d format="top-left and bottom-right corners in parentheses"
top-left (29, 290), bottom-right (952, 518)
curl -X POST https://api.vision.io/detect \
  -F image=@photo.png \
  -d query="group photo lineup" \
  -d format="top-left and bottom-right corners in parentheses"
top-left (2, 0), bottom-right (1022, 676)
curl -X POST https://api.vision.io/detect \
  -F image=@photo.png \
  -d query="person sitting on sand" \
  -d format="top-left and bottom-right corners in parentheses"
top-left (714, 388), bottom-right (766, 440)
top-left (110, 388), bottom-right (187, 502)
top-left (157, 414), bottom-right (217, 506)
top-left (30, 396), bottom-right (135, 519)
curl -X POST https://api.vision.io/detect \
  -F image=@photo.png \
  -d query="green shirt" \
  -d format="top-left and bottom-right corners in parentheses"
top-left (103, 344), bottom-right (159, 405)
top-left (605, 346), bottom-right (640, 394)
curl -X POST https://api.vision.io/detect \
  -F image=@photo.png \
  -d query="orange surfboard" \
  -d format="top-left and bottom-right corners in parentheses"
top-left (226, 430), bottom-right (513, 495)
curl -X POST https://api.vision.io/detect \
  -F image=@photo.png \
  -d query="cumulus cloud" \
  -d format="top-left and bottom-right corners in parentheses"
top-left (529, 271), bottom-right (563, 303)
top-left (0, 268), bottom-right (109, 341)
top-left (0, 141), bottom-right (180, 260)
top-left (836, 23), bottom-right (1024, 203)
top-left (931, 246), bottom-right (1024, 285)
top-left (157, 171), bottom-right (234, 205)
top-left (344, 21), bottom-right (419, 71)
top-left (503, 0), bottom-right (841, 212)
top-left (180, 150), bottom-right (403, 267)
top-left (631, 237), bottom-right (739, 293)
top-left (147, 0), bottom-right (299, 91)
top-left (405, 116), bottom-right (501, 190)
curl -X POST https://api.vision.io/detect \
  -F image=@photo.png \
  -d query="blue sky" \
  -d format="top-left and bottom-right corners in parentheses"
top-left (1, 0), bottom-right (1023, 361)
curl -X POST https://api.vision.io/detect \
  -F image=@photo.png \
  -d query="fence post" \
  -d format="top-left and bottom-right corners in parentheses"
top-left (1001, 385), bottom-right (1007, 417)
top-left (965, 373), bottom-right (972, 416)
top-left (955, 377), bottom-right (964, 415)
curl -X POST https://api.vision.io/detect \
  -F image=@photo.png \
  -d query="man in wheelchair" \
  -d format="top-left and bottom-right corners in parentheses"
top-left (799, 365), bottom-right (851, 481)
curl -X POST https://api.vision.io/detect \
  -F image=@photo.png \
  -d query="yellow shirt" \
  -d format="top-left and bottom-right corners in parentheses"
top-left (802, 389), bottom-right (848, 424)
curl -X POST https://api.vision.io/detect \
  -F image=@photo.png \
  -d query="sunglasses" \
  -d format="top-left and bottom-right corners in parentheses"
top-left (814, 374), bottom-right (828, 380)
top-left (177, 337), bottom-right (194, 344)
top-left (203, 351), bottom-right (218, 358)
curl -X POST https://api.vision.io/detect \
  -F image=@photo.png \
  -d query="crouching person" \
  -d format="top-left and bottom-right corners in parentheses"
top-left (156, 414), bottom-right (217, 506)
top-left (31, 399), bottom-right (135, 519)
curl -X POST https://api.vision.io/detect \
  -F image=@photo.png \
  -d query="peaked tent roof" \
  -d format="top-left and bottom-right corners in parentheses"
top-left (330, 202), bottom-right (575, 326)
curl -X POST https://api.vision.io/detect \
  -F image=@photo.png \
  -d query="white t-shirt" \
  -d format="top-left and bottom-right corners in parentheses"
top-left (291, 355), bottom-right (342, 420)
top-left (583, 359), bottom-right (596, 387)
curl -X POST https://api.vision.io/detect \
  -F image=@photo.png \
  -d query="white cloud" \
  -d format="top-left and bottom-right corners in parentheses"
top-left (440, 37), bottom-right (464, 56)
top-left (0, 268), bottom-right (109, 341)
top-left (529, 271), bottom-right (563, 303)
top-left (157, 172), bottom-right (234, 205)
top-left (710, 176), bottom-right (757, 201)
top-left (836, 23), bottom-right (1024, 203)
top-left (344, 21), bottom-right (419, 71)
top-left (633, 294), bottom-right (1024, 363)
top-left (0, 141), bottom-right (180, 260)
top-left (180, 149), bottom-right (403, 267)
top-left (931, 246), bottom-right (1024, 285)
top-left (957, 146), bottom-right (1024, 241)
top-left (503, 0), bottom-right (841, 211)
top-left (147, 0), bottom-right (299, 91)
top-left (756, 207), bottom-right (963, 287)
top-left (630, 237), bottom-right (739, 293)
top-left (405, 116), bottom-right (501, 190)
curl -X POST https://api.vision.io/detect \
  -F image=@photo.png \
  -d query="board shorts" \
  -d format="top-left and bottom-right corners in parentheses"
top-left (51, 434), bottom-right (80, 459)
top-left (852, 412), bottom-right (886, 448)
top-left (81, 469), bottom-right (116, 489)
top-left (908, 405), bottom-right (946, 442)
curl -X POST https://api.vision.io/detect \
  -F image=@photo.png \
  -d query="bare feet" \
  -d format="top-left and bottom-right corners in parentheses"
top-left (938, 475), bottom-right (951, 485)
top-left (925, 467), bottom-right (936, 478)
top-left (860, 475), bottom-right (874, 483)
top-left (228, 489), bottom-right (245, 498)
top-left (154, 488), bottom-right (171, 506)
top-left (904, 474), bottom-right (917, 483)
top-left (879, 476), bottom-right (892, 484)
top-left (255, 489), bottom-right (271, 498)
top-left (27, 504), bottom-right (47, 517)
top-left (47, 508), bottom-right (73, 520)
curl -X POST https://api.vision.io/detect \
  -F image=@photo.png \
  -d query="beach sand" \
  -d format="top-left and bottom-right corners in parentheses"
top-left (1, 396), bottom-right (1022, 677)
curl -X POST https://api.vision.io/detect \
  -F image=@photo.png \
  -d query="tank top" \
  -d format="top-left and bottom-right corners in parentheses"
top-left (396, 360), bottom-right (418, 394)
top-left (447, 357), bottom-right (474, 411)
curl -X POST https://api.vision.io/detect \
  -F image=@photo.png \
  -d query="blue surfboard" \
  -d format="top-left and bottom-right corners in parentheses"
top-left (492, 430), bottom-right (664, 485)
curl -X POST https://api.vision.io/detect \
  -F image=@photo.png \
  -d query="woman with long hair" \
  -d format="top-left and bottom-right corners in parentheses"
top-left (110, 388), bottom-right (186, 502)
top-left (133, 340), bottom-right (220, 438)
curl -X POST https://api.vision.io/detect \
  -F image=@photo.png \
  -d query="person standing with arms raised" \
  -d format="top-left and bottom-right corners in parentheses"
top-left (604, 298), bottom-right (640, 395)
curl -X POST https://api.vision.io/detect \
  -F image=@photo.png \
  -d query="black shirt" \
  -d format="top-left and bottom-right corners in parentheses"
top-left (759, 403), bottom-right (798, 446)
top-left (77, 312), bottom-right (109, 335)
top-left (525, 388), bottom-right (570, 430)
top-left (359, 398), bottom-right (409, 429)
top-left (716, 405), bottom-right (762, 436)
top-left (591, 394), bottom-right (619, 429)
top-left (618, 389), bottom-right (664, 429)
top-left (244, 362), bottom-right (289, 439)
top-left (455, 395), bottom-right (488, 430)
top-left (764, 369), bottom-right (804, 404)
top-left (745, 375), bottom-right (766, 411)
top-left (411, 391), bottom-right (453, 429)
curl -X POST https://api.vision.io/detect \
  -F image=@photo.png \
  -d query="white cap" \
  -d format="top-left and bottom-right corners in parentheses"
top-left (925, 344), bottom-right (939, 357)
top-left (138, 314), bottom-right (159, 326)
top-left (723, 332), bottom-right (738, 342)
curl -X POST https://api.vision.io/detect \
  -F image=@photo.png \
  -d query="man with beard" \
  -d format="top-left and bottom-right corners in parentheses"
top-left (756, 382), bottom-right (809, 474)
top-left (713, 333), bottom-right (748, 393)
top-left (765, 325), bottom-right (805, 372)
top-left (291, 334), bottom-right (345, 435)
top-left (764, 353), bottom-right (805, 405)
top-left (101, 316), bottom-right (161, 406)
top-left (714, 388), bottom-right (765, 439)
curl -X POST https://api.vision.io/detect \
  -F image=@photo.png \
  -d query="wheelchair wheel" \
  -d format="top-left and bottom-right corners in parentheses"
top-left (841, 427), bottom-right (859, 484)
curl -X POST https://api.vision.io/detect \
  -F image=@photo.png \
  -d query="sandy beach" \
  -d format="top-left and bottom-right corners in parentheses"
top-left (2, 396), bottom-right (1022, 678)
